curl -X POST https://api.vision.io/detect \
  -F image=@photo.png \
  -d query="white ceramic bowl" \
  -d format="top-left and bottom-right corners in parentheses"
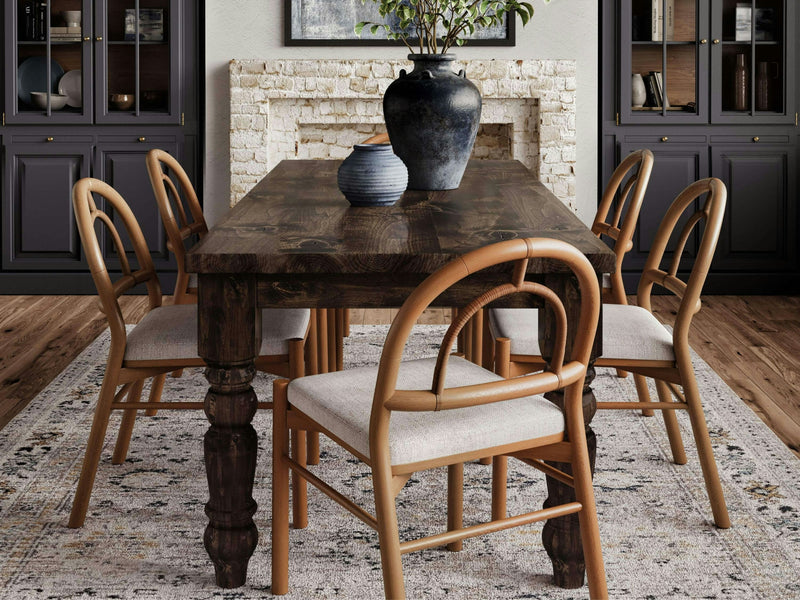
top-left (61, 10), bottom-right (81, 27)
top-left (30, 92), bottom-right (68, 110)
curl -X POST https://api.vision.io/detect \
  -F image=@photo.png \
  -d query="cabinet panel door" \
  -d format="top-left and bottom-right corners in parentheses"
top-left (95, 138), bottom-right (178, 270)
top-left (620, 142), bottom-right (709, 273)
top-left (711, 144), bottom-right (797, 271)
top-left (2, 142), bottom-right (91, 270)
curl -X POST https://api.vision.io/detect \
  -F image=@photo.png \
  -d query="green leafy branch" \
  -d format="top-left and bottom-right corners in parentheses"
top-left (356, 0), bottom-right (549, 54)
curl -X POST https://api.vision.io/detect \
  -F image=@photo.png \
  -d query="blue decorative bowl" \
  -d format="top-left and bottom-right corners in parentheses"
top-left (337, 144), bottom-right (408, 206)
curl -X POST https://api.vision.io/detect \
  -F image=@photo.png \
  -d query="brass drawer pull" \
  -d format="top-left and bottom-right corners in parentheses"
top-left (46, 136), bottom-right (54, 142)
top-left (700, 39), bottom-right (708, 44)
top-left (712, 39), bottom-right (720, 44)
top-left (753, 136), bottom-right (760, 142)
top-left (138, 137), bottom-right (146, 142)
top-left (661, 136), bottom-right (669, 142)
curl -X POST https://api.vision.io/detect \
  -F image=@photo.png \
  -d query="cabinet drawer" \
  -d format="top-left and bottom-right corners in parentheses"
top-left (622, 134), bottom-right (708, 145)
top-left (8, 134), bottom-right (94, 145)
top-left (710, 135), bottom-right (791, 145)
top-left (97, 134), bottom-right (178, 145)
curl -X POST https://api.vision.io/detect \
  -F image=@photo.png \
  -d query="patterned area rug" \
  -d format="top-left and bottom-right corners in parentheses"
top-left (1, 325), bottom-right (799, 599)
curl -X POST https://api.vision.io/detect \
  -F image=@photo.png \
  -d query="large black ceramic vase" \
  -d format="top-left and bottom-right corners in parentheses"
top-left (383, 54), bottom-right (481, 190)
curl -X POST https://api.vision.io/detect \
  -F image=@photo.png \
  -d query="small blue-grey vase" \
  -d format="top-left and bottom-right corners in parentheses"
top-left (337, 144), bottom-right (408, 206)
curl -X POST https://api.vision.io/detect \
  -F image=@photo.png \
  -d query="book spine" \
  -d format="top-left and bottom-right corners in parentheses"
top-left (666, 0), bottom-right (674, 41)
top-left (649, 72), bottom-right (663, 107)
top-left (644, 74), bottom-right (659, 107)
top-left (36, 1), bottom-right (46, 42)
top-left (21, 1), bottom-right (35, 41)
top-left (651, 0), bottom-right (662, 41)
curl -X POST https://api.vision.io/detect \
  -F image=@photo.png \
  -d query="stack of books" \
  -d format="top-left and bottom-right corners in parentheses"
top-left (50, 27), bottom-right (82, 42)
top-left (643, 71), bottom-right (670, 108)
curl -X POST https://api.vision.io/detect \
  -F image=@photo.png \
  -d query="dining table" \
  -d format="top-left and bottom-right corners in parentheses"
top-left (185, 158), bottom-right (616, 589)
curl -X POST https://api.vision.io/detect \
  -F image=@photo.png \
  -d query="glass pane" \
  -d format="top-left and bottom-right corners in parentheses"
top-left (629, 0), bottom-right (698, 114)
top-left (107, 45), bottom-right (136, 112)
top-left (665, 45), bottom-right (697, 111)
top-left (16, 0), bottom-right (85, 115)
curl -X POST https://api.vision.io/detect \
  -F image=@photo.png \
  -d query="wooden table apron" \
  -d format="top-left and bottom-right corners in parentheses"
top-left (187, 159), bottom-right (616, 589)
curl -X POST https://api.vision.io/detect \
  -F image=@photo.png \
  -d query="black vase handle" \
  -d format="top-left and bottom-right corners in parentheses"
top-left (458, 69), bottom-right (466, 78)
top-left (421, 70), bottom-right (434, 79)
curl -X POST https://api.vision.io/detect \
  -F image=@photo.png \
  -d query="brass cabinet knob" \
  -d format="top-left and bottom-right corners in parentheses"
top-left (138, 137), bottom-right (146, 142)
top-left (661, 136), bottom-right (669, 142)
top-left (700, 39), bottom-right (708, 44)
top-left (96, 36), bottom-right (103, 41)
top-left (46, 136), bottom-right (54, 142)
top-left (83, 36), bottom-right (90, 41)
top-left (712, 39), bottom-right (720, 44)
top-left (753, 136), bottom-right (760, 142)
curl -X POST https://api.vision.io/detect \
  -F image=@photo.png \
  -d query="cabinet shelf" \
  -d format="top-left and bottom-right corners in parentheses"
top-left (17, 41), bottom-right (83, 46)
top-left (107, 41), bottom-right (169, 46)
top-left (632, 41), bottom-right (698, 46)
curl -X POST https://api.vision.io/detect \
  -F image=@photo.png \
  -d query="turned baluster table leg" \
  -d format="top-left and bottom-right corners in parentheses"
top-left (198, 275), bottom-right (261, 588)
top-left (539, 273), bottom-right (601, 589)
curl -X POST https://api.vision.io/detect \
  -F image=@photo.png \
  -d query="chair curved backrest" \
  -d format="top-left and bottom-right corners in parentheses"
top-left (72, 177), bottom-right (162, 357)
top-left (146, 149), bottom-right (207, 303)
top-left (637, 177), bottom-right (727, 359)
top-left (370, 238), bottom-right (600, 451)
top-left (592, 149), bottom-right (654, 304)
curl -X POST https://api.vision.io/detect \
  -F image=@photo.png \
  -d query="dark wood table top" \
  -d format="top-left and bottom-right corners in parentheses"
top-left (187, 159), bottom-right (616, 278)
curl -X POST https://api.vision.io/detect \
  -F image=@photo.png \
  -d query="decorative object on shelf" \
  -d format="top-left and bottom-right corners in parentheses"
top-left (733, 53), bottom-right (749, 111)
top-left (124, 8), bottom-right (165, 42)
top-left (17, 56), bottom-right (64, 106)
top-left (141, 90), bottom-right (168, 110)
top-left (337, 143), bottom-right (408, 206)
top-left (58, 70), bottom-right (82, 108)
top-left (736, 4), bottom-right (777, 41)
top-left (109, 93), bottom-right (134, 111)
top-left (756, 61), bottom-right (779, 112)
top-left (30, 92), bottom-right (67, 111)
top-left (631, 73), bottom-right (646, 107)
top-left (356, 0), bottom-right (545, 190)
top-left (61, 10), bottom-right (81, 27)
top-left (285, 0), bottom-right (515, 46)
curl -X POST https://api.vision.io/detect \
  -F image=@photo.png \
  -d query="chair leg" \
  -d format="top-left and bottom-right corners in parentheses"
top-left (615, 367), bottom-right (629, 378)
top-left (317, 309), bottom-right (329, 375)
top-left (335, 308), bottom-right (344, 371)
top-left (566, 385), bottom-right (608, 599)
top-left (373, 463), bottom-right (406, 599)
top-left (343, 308), bottom-right (350, 337)
top-left (654, 379), bottom-right (687, 465)
top-left (144, 372), bottom-right (166, 417)
top-left (272, 379), bottom-right (291, 595)
top-left (291, 429), bottom-right (308, 530)
top-left (446, 463), bottom-right (463, 552)
top-left (68, 374), bottom-right (119, 528)
top-left (491, 456), bottom-right (508, 520)
top-left (327, 308), bottom-right (337, 373)
top-left (682, 371), bottom-right (730, 528)
top-left (633, 373), bottom-right (655, 417)
top-left (111, 378), bottom-right (145, 464)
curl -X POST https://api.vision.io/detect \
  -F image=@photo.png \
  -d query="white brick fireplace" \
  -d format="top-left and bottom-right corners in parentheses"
top-left (229, 59), bottom-right (576, 209)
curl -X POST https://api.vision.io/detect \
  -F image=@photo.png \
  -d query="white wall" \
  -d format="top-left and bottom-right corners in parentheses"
top-left (204, 0), bottom-right (599, 226)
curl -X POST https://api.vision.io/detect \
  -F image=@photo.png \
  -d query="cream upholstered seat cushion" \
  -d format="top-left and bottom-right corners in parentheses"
top-left (489, 304), bottom-right (675, 362)
top-left (124, 305), bottom-right (310, 362)
top-left (288, 356), bottom-right (565, 467)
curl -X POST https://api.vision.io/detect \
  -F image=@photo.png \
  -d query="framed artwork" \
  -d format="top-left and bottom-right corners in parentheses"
top-left (284, 0), bottom-right (515, 46)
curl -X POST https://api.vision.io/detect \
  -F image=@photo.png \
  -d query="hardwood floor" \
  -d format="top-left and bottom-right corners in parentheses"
top-left (1, 297), bottom-right (798, 458)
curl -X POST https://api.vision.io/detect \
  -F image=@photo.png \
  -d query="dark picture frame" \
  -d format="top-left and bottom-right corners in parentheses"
top-left (284, 0), bottom-right (515, 47)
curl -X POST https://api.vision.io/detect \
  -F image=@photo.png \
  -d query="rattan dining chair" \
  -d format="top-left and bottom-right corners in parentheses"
top-left (490, 178), bottom-right (730, 529)
top-left (68, 177), bottom-right (310, 528)
top-left (145, 149), bottom-right (326, 460)
top-left (271, 237), bottom-right (607, 599)
top-left (464, 149), bottom-right (654, 381)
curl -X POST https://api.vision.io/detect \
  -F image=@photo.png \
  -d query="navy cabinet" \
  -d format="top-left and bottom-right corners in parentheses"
top-left (0, 0), bottom-right (200, 292)
top-left (602, 0), bottom-right (800, 293)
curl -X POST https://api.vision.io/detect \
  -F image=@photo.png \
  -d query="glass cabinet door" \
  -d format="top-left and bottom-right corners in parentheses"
top-left (5, 0), bottom-right (93, 123)
top-left (95, 0), bottom-right (179, 123)
top-left (712, 0), bottom-right (795, 123)
top-left (621, 0), bottom-right (709, 124)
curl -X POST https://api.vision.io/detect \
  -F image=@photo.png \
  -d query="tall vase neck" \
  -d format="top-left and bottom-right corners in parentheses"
top-left (408, 53), bottom-right (457, 74)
